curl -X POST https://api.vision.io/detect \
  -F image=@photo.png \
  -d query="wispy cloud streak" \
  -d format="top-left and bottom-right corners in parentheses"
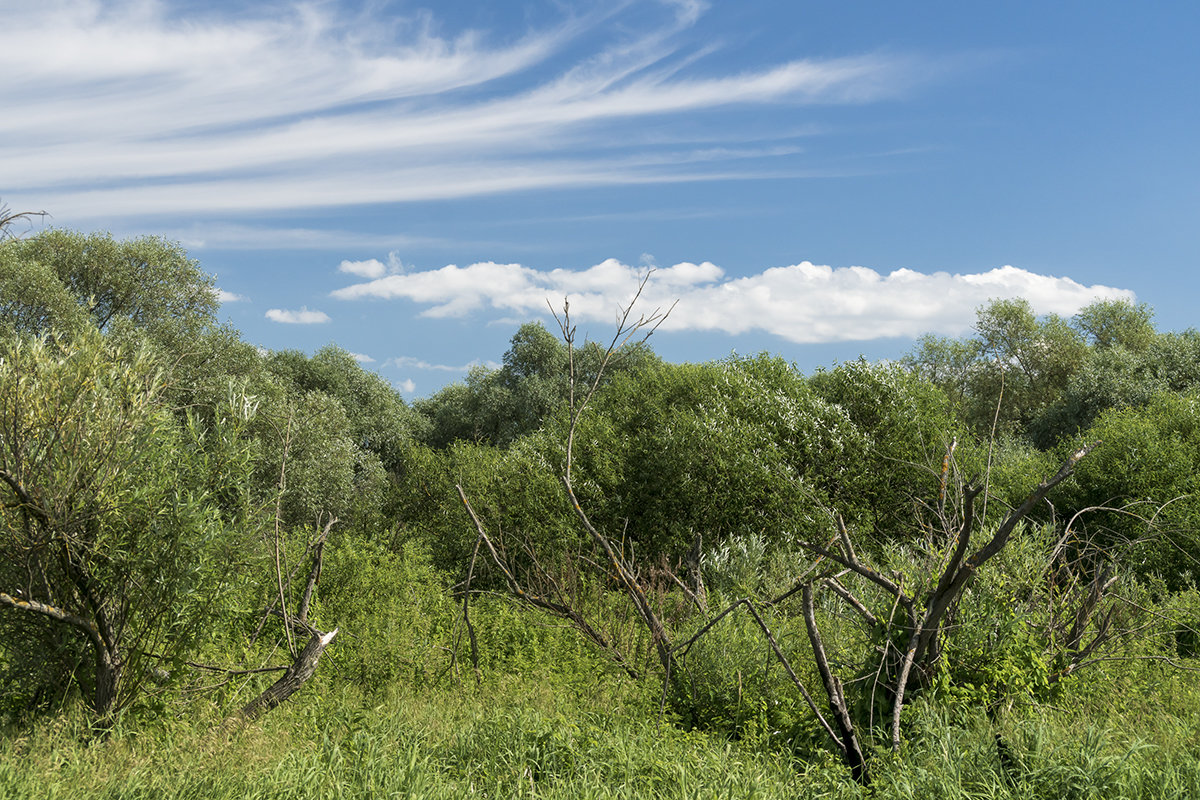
top-left (2, 1), bottom-right (926, 219)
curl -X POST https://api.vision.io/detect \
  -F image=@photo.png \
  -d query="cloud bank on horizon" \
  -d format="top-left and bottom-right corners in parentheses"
top-left (332, 259), bottom-right (1133, 344)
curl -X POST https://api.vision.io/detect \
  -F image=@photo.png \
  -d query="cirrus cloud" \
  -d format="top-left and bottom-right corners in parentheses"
top-left (332, 258), bottom-right (1133, 344)
top-left (2, 0), bottom-right (935, 221)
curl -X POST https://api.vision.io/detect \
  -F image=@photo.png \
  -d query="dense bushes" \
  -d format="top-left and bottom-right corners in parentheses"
top-left (2, 228), bottom-right (1199, 795)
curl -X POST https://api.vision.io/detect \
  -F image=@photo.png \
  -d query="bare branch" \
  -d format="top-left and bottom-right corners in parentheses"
top-left (797, 537), bottom-right (911, 613)
top-left (825, 578), bottom-right (879, 628)
top-left (672, 596), bottom-right (841, 746)
top-left (456, 484), bottom-right (639, 678)
top-left (0, 591), bottom-right (103, 653)
top-left (0, 203), bottom-right (48, 240)
top-left (802, 583), bottom-right (869, 783)
top-left (296, 516), bottom-right (336, 625)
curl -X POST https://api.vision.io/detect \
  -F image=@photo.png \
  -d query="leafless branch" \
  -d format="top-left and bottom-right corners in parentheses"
top-left (456, 484), bottom-right (639, 678)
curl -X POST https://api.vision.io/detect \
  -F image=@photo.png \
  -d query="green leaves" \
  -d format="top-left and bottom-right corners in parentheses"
top-left (0, 229), bottom-right (218, 346)
top-left (0, 329), bottom-right (255, 716)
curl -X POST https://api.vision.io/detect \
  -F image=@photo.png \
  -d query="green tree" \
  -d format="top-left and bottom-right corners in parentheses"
top-left (907, 298), bottom-right (1088, 439)
top-left (1030, 329), bottom-right (1200, 446)
top-left (574, 355), bottom-right (864, 560)
top-left (809, 358), bottom-right (958, 540)
top-left (416, 322), bottom-right (659, 448)
top-left (0, 330), bottom-right (256, 720)
top-left (1073, 299), bottom-right (1156, 351)
top-left (0, 230), bottom-right (218, 347)
top-left (1064, 389), bottom-right (1200, 588)
top-left (266, 345), bottom-right (423, 475)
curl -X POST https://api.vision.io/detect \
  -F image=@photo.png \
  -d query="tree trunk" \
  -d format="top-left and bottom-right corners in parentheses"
top-left (232, 628), bottom-right (338, 724)
top-left (92, 646), bottom-right (123, 722)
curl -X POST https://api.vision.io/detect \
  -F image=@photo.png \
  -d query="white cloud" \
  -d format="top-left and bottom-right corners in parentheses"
top-left (395, 378), bottom-right (417, 394)
top-left (338, 252), bottom-right (404, 279)
top-left (349, 352), bottom-right (375, 363)
top-left (217, 288), bottom-right (247, 303)
top-left (1, 1), bottom-right (930, 219)
top-left (265, 306), bottom-right (331, 324)
top-left (339, 259), bottom-right (388, 279)
top-left (385, 356), bottom-right (500, 372)
top-left (157, 223), bottom-right (451, 251)
top-left (334, 259), bottom-right (1134, 344)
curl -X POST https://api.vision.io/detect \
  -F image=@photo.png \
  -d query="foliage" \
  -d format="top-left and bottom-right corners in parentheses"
top-left (578, 354), bottom-right (862, 560)
top-left (1063, 389), bottom-right (1200, 587)
top-left (266, 345), bottom-right (424, 474)
top-left (3, 661), bottom-right (1199, 800)
top-left (0, 229), bottom-right (218, 347)
top-left (0, 329), bottom-right (258, 719)
top-left (316, 538), bottom-right (456, 692)
top-left (1030, 329), bottom-right (1200, 446)
top-left (808, 359), bottom-right (958, 541)
top-left (416, 322), bottom-right (660, 448)
top-left (3, 224), bottom-right (1199, 794)
top-left (907, 298), bottom-right (1088, 439)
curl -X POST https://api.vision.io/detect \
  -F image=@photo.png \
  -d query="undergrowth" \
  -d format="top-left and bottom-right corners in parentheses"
top-left (3, 659), bottom-right (1199, 800)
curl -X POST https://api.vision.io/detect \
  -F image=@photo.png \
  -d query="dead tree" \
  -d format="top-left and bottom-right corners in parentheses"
top-left (452, 283), bottom-right (1136, 787)
top-left (671, 438), bottom-right (1138, 786)
top-left (225, 516), bottom-right (339, 728)
top-left (784, 442), bottom-right (1126, 782)
top-left (456, 276), bottom-right (680, 680)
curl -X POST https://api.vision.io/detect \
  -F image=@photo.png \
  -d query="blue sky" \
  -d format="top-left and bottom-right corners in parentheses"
top-left (4, 0), bottom-right (1197, 397)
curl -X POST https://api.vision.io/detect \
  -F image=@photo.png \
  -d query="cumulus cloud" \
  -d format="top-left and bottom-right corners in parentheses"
top-left (217, 288), bottom-right (247, 303)
top-left (334, 259), bottom-right (1134, 344)
top-left (339, 259), bottom-right (388, 279)
top-left (2, 1), bottom-right (931, 219)
top-left (349, 352), bottom-right (375, 363)
top-left (395, 378), bottom-right (417, 394)
top-left (265, 306), bottom-right (331, 324)
top-left (338, 252), bottom-right (404, 279)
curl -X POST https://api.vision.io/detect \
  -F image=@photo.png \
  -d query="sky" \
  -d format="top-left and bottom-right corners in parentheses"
top-left (3, 0), bottom-right (1198, 398)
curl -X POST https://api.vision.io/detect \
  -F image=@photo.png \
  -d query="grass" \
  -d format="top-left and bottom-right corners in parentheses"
top-left (3, 660), bottom-right (1199, 800)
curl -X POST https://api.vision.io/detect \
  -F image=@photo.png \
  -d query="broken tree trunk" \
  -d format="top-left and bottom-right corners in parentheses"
top-left (231, 628), bottom-right (338, 725)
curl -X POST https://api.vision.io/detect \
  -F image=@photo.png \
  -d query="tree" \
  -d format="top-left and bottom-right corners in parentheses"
top-left (266, 345), bottom-right (423, 475)
top-left (906, 299), bottom-right (1088, 439)
top-left (456, 289), bottom-right (1129, 786)
top-left (1030, 329), bottom-right (1200, 446)
top-left (416, 321), bottom-right (660, 448)
top-left (584, 355), bottom-right (863, 560)
top-left (0, 330), bottom-right (256, 720)
top-left (809, 358), bottom-right (959, 541)
top-left (0, 229), bottom-right (218, 347)
top-left (1073, 299), bottom-right (1156, 351)
top-left (1063, 389), bottom-right (1200, 588)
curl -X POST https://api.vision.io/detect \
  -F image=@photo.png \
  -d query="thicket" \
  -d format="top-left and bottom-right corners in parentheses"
top-left (1, 224), bottom-right (1198, 796)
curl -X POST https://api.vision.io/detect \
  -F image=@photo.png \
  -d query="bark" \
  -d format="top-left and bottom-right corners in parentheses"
top-left (232, 628), bottom-right (338, 724)
top-left (0, 590), bottom-right (122, 719)
top-left (802, 583), bottom-right (869, 784)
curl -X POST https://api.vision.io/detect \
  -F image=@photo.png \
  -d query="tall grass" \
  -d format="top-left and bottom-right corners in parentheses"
top-left (3, 663), bottom-right (1198, 800)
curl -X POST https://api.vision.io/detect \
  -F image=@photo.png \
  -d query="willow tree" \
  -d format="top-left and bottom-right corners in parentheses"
top-left (0, 330), bottom-right (255, 720)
